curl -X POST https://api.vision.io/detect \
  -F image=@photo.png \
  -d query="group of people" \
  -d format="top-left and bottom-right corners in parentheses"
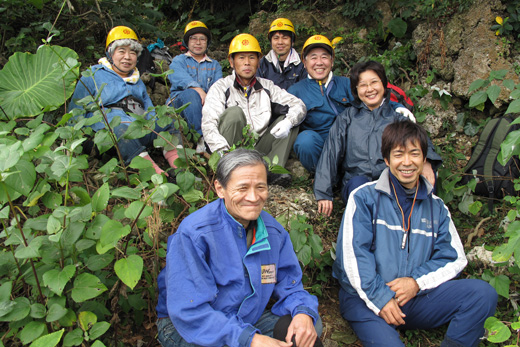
top-left (69, 20), bottom-right (499, 347)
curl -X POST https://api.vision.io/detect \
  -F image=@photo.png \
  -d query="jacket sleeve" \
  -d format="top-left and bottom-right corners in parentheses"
top-left (339, 191), bottom-right (395, 314)
top-left (268, 82), bottom-right (306, 127)
top-left (271, 229), bottom-right (319, 323)
top-left (168, 56), bottom-right (201, 92)
top-left (201, 79), bottom-right (232, 152)
top-left (165, 231), bottom-right (259, 347)
top-left (314, 113), bottom-right (347, 201)
top-left (137, 80), bottom-right (156, 118)
top-left (410, 198), bottom-right (468, 291)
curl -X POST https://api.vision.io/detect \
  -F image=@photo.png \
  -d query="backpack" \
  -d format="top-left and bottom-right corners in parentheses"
top-left (136, 44), bottom-right (157, 75)
top-left (387, 83), bottom-right (414, 112)
top-left (461, 115), bottom-right (520, 207)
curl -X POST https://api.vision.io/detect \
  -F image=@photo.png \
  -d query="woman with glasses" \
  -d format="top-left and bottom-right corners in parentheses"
top-left (314, 61), bottom-right (442, 216)
top-left (167, 21), bottom-right (222, 140)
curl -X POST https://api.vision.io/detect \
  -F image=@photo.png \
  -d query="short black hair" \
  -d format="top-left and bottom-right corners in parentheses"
top-left (381, 120), bottom-right (428, 161)
top-left (349, 60), bottom-right (388, 103)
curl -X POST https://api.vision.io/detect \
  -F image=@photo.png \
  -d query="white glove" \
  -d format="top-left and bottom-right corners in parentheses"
top-left (270, 118), bottom-right (293, 139)
top-left (395, 107), bottom-right (416, 123)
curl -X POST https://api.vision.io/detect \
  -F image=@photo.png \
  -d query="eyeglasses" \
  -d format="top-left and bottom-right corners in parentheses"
top-left (357, 80), bottom-right (382, 91)
top-left (190, 35), bottom-right (207, 43)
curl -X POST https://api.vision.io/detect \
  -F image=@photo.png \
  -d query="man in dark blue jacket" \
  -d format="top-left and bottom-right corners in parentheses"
top-left (257, 18), bottom-right (307, 90)
top-left (333, 120), bottom-right (497, 347)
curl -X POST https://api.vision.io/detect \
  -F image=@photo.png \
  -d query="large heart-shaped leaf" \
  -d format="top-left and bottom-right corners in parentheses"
top-left (0, 45), bottom-right (79, 119)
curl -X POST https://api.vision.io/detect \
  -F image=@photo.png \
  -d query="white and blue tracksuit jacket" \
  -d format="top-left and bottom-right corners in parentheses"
top-left (156, 199), bottom-right (319, 347)
top-left (333, 168), bottom-right (467, 315)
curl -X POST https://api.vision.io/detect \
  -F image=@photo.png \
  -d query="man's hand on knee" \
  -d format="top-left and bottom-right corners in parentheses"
top-left (252, 334), bottom-right (292, 346)
top-left (286, 314), bottom-right (317, 347)
top-left (379, 299), bottom-right (406, 326)
top-left (386, 277), bottom-right (419, 306)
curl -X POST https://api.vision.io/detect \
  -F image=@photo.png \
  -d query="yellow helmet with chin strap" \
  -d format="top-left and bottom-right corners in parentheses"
top-left (301, 35), bottom-right (333, 59)
top-left (183, 21), bottom-right (211, 47)
top-left (228, 34), bottom-right (262, 57)
top-left (106, 26), bottom-right (138, 50)
top-left (268, 18), bottom-right (296, 42)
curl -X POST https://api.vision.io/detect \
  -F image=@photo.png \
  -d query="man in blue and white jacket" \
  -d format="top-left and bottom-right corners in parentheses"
top-left (156, 149), bottom-right (323, 347)
top-left (333, 120), bottom-right (497, 347)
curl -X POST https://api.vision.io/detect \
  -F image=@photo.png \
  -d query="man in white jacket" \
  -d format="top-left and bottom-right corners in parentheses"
top-left (202, 33), bottom-right (306, 186)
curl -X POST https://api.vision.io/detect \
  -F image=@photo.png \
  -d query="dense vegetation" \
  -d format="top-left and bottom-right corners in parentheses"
top-left (1, 0), bottom-right (520, 345)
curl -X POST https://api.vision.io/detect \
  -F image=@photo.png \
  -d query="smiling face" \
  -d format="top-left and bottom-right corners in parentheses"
top-left (384, 139), bottom-right (425, 189)
top-left (356, 69), bottom-right (385, 110)
top-left (303, 47), bottom-right (332, 83)
top-left (187, 33), bottom-right (208, 58)
top-left (215, 163), bottom-right (268, 228)
top-left (229, 52), bottom-right (259, 85)
top-left (111, 45), bottom-right (137, 78)
top-left (271, 32), bottom-right (292, 60)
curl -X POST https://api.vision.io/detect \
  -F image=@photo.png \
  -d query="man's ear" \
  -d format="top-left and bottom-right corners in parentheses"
top-left (215, 180), bottom-right (225, 199)
top-left (228, 56), bottom-right (234, 69)
top-left (384, 158), bottom-right (390, 167)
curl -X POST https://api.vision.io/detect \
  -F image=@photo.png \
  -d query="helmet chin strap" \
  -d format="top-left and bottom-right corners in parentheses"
top-left (106, 51), bottom-right (130, 75)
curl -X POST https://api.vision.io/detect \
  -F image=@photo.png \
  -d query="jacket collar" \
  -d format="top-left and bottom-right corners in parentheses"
top-left (307, 71), bottom-right (334, 88)
top-left (265, 48), bottom-right (302, 70)
top-left (186, 51), bottom-right (213, 62)
top-left (231, 71), bottom-right (264, 94)
top-left (376, 168), bottom-right (434, 197)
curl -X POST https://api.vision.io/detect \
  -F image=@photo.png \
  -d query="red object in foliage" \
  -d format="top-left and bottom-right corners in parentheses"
top-left (387, 83), bottom-right (414, 111)
top-left (171, 41), bottom-right (187, 52)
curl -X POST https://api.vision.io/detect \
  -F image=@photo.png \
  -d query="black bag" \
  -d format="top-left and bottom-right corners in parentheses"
top-left (461, 115), bottom-right (520, 206)
top-left (136, 44), bottom-right (157, 75)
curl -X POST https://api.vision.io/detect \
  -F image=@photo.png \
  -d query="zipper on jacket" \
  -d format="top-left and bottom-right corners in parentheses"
top-left (318, 80), bottom-right (324, 96)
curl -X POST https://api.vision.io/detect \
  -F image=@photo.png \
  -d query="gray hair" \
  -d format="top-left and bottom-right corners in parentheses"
top-left (216, 149), bottom-right (268, 188)
top-left (108, 38), bottom-right (143, 57)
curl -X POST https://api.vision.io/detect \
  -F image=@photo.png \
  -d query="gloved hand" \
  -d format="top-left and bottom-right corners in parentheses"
top-left (395, 107), bottom-right (416, 123)
top-left (270, 118), bottom-right (293, 139)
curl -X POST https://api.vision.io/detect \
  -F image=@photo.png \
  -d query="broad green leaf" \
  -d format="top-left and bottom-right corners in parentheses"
top-left (486, 85), bottom-right (501, 105)
top-left (0, 158), bottom-right (36, 204)
top-left (0, 45), bottom-right (78, 119)
top-left (111, 186), bottom-right (141, 200)
top-left (490, 274), bottom-right (510, 298)
top-left (85, 214), bottom-right (110, 240)
top-left (0, 142), bottom-right (23, 172)
top-left (19, 321), bottom-right (46, 344)
top-left (499, 129), bottom-right (520, 164)
top-left (86, 253), bottom-right (114, 271)
top-left (492, 242), bottom-right (514, 263)
top-left (42, 191), bottom-right (62, 210)
top-left (208, 152), bottom-right (220, 171)
top-left (503, 79), bottom-right (516, 90)
top-left (63, 328), bottom-right (83, 347)
top-left (30, 303), bottom-right (46, 319)
top-left (92, 341), bottom-right (107, 347)
top-left (47, 215), bottom-right (62, 235)
top-left (114, 255), bottom-right (143, 290)
top-left (182, 188), bottom-right (203, 203)
top-left (46, 303), bottom-right (68, 322)
top-left (309, 233), bottom-right (323, 257)
top-left (71, 273), bottom-right (108, 303)
top-left (297, 244), bottom-right (312, 266)
top-left (0, 301), bottom-right (15, 318)
top-left (78, 310), bottom-right (97, 331)
top-left (468, 91), bottom-right (487, 108)
top-left (468, 201), bottom-right (482, 215)
top-left (505, 99), bottom-right (520, 115)
top-left (129, 155), bottom-right (153, 169)
top-left (15, 235), bottom-right (45, 259)
top-left (43, 265), bottom-right (76, 296)
top-left (91, 182), bottom-right (109, 212)
top-left (387, 17), bottom-right (407, 38)
top-left (485, 317), bottom-right (511, 343)
top-left (69, 186), bottom-right (91, 206)
top-left (0, 282), bottom-right (12, 301)
top-left (289, 229), bottom-right (307, 252)
top-left (125, 201), bottom-right (152, 220)
top-left (468, 79), bottom-right (486, 93)
top-left (177, 171), bottom-right (195, 193)
top-left (58, 308), bottom-right (77, 327)
top-left (89, 321), bottom-right (110, 340)
top-left (0, 297), bottom-right (30, 321)
top-left (29, 329), bottom-right (64, 347)
top-left (489, 69), bottom-right (508, 80)
top-left (97, 220), bottom-right (131, 254)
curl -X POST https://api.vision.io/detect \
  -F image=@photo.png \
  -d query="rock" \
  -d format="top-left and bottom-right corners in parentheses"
top-left (264, 185), bottom-right (317, 222)
top-left (466, 245), bottom-right (515, 270)
top-left (417, 82), bottom-right (458, 137)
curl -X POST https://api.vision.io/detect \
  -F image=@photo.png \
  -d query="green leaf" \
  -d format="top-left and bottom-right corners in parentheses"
top-left (297, 244), bottom-right (312, 266)
top-left (91, 182), bottom-right (110, 212)
top-left (503, 79), bottom-right (516, 90)
top-left (111, 186), bottom-right (141, 200)
top-left (0, 282), bottom-right (12, 301)
top-left (387, 17), bottom-right (407, 37)
top-left (114, 255), bottom-right (143, 290)
top-left (490, 274), bottom-right (510, 298)
top-left (489, 69), bottom-right (508, 80)
top-left (486, 85), bottom-right (501, 105)
top-left (63, 328), bottom-right (83, 347)
top-left (86, 253), bottom-right (114, 271)
top-left (468, 201), bottom-right (482, 215)
top-left (0, 297), bottom-right (30, 321)
top-left (43, 265), bottom-right (76, 296)
top-left (485, 316), bottom-right (511, 343)
top-left (177, 171), bottom-right (195, 193)
top-left (19, 321), bottom-right (46, 344)
top-left (499, 129), bottom-right (520, 164)
top-left (309, 233), bottom-right (323, 257)
top-left (15, 235), bottom-right (45, 259)
top-left (129, 155), bottom-right (153, 169)
top-left (89, 321), bottom-right (110, 340)
top-left (182, 188), bottom-right (203, 203)
top-left (29, 329), bottom-right (64, 347)
top-left (505, 99), bottom-right (520, 115)
top-left (71, 273), bottom-right (108, 303)
top-left (468, 91), bottom-right (487, 108)
top-left (208, 152), bottom-right (220, 171)
top-left (30, 303), bottom-right (46, 319)
top-left (125, 201), bottom-right (152, 220)
top-left (96, 220), bottom-right (131, 254)
top-left (0, 301), bottom-right (15, 318)
top-left (468, 79), bottom-right (486, 93)
top-left (92, 341), bottom-right (107, 347)
top-left (78, 311), bottom-right (97, 331)
top-left (0, 45), bottom-right (79, 119)
top-left (46, 303), bottom-right (68, 322)
top-left (0, 158), bottom-right (36, 204)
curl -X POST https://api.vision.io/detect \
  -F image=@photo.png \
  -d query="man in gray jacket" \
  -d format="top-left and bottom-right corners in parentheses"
top-left (202, 33), bottom-right (306, 186)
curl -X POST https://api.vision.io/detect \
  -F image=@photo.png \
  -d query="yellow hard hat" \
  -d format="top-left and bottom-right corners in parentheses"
top-left (268, 18), bottom-right (296, 41)
top-left (183, 21), bottom-right (211, 46)
top-left (302, 35), bottom-right (333, 59)
top-left (332, 36), bottom-right (344, 49)
top-left (106, 26), bottom-right (138, 50)
top-left (228, 34), bottom-right (262, 56)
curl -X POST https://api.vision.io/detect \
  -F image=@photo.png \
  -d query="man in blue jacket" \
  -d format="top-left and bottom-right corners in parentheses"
top-left (333, 120), bottom-right (497, 347)
top-left (288, 35), bottom-right (413, 173)
top-left (257, 18), bottom-right (307, 90)
top-left (167, 21), bottom-right (222, 137)
top-left (156, 149), bottom-right (323, 347)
